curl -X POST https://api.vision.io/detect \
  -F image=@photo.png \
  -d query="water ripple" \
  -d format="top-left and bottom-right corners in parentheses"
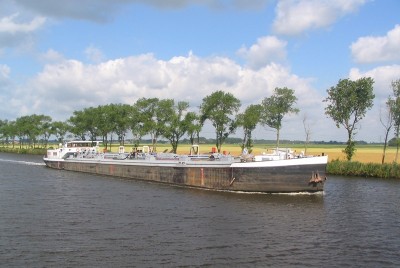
top-left (0, 158), bottom-right (45, 166)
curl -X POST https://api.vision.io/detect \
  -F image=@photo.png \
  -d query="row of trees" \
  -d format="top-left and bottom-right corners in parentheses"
top-left (0, 88), bottom-right (299, 154)
top-left (0, 114), bottom-right (54, 149)
top-left (1, 77), bottom-right (399, 162)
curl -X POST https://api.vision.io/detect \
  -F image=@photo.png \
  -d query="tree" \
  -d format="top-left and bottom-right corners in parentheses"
top-left (1, 120), bottom-right (17, 148)
top-left (9, 114), bottom-right (52, 148)
top-left (324, 77), bottom-right (375, 161)
top-left (303, 114), bottom-right (312, 155)
top-left (133, 98), bottom-right (173, 152)
top-left (0, 120), bottom-right (8, 146)
top-left (163, 101), bottom-right (192, 153)
top-left (200, 90), bottom-right (241, 153)
top-left (135, 98), bottom-right (159, 146)
top-left (96, 105), bottom-right (113, 150)
top-left (380, 98), bottom-right (394, 164)
top-left (129, 103), bottom-right (146, 147)
top-left (186, 111), bottom-right (202, 145)
top-left (390, 79), bottom-right (400, 162)
top-left (154, 99), bottom-right (174, 151)
top-left (114, 104), bottom-right (132, 146)
top-left (237, 104), bottom-right (262, 153)
top-left (36, 114), bottom-right (52, 148)
top-left (51, 121), bottom-right (69, 144)
top-left (105, 104), bottom-right (132, 146)
top-left (68, 110), bottom-right (89, 140)
top-left (15, 115), bottom-right (32, 148)
top-left (82, 107), bottom-right (101, 142)
top-left (260, 87), bottom-right (299, 149)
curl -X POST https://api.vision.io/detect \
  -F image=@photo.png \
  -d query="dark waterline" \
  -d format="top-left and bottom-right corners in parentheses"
top-left (0, 153), bottom-right (399, 267)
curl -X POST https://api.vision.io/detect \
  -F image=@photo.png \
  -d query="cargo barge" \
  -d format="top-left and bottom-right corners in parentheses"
top-left (43, 141), bottom-right (327, 193)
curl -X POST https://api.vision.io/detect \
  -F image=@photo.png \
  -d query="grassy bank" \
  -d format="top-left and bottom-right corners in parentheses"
top-left (327, 159), bottom-right (400, 179)
top-left (0, 147), bottom-right (46, 155)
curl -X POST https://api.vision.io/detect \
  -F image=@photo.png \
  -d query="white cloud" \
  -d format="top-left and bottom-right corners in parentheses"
top-left (0, 12), bottom-right (46, 48)
top-left (237, 36), bottom-right (287, 70)
top-left (351, 24), bottom-right (400, 64)
top-left (0, 64), bottom-right (12, 118)
top-left (0, 64), bottom-right (10, 81)
top-left (0, 13), bottom-right (45, 33)
top-left (8, 52), bottom-right (321, 125)
top-left (349, 65), bottom-right (400, 98)
top-left (39, 49), bottom-right (65, 63)
top-left (11, 52), bottom-right (324, 141)
top-left (272, 0), bottom-right (366, 35)
top-left (85, 45), bottom-right (106, 63)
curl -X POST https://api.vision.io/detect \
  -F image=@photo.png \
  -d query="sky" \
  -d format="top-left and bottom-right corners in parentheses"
top-left (0, 0), bottom-right (399, 143)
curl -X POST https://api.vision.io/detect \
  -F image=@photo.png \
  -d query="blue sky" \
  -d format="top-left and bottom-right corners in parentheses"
top-left (1, 0), bottom-right (400, 143)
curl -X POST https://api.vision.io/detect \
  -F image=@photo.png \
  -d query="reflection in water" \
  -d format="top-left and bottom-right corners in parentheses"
top-left (0, 153), bottom-right (399, 267)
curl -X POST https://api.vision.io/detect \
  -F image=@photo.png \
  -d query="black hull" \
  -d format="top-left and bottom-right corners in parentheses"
top-left (44, 158), bottom-right (325, 193)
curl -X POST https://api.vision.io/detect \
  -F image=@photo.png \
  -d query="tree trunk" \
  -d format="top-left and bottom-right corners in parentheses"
top-left (345, 130), bottom-right (355, 161)
top-left (276, 128), bottom-right (280, 150)
top-left (246, 131), bottom-right (253, 153)
top-left (382, 128), bottom-right (390, 164)
top-left (241, 131), bottom-right (248, 152)
top-left (189, 134), bottom-right (194, 145)
top-left (110, 134), bottom-right (113, 152)
top-left (196, 130), bottom-right (200, 145)
top-left (396, 132), bottom-right (399, 163)
top-left (172, 142), bottom-right (177, 154)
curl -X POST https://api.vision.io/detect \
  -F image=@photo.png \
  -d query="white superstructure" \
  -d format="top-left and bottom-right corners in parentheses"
top-left (45, 140), bottom-right (101, 159)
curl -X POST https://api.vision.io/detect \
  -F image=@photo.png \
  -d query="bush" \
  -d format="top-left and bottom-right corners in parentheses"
top-left (327, 159), bottom-right (400, 179)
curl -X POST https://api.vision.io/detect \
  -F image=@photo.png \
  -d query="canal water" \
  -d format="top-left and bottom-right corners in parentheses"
top-left (0, 152), bottom-right (399, 267)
